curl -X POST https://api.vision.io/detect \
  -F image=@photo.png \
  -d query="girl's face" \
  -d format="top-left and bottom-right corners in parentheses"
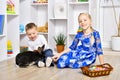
top-left (26, 27), bottom-right (38, 41)
top-left (78, 14), bottom-right (91, 30)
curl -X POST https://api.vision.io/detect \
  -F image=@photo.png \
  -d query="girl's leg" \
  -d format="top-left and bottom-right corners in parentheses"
top-left (57, 53), bottom-right (70, 68)
top-left (67, 52), bottom-right (96, 68)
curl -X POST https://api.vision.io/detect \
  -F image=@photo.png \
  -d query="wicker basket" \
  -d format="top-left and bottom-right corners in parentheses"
top-left (81, 63), bottom-right (113, 77)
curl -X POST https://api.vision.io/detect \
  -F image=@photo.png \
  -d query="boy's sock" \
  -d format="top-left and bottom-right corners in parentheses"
top-left (37, 61), bottom-right (45, 68)
top-left (46, 57), bottom-right (53, 67)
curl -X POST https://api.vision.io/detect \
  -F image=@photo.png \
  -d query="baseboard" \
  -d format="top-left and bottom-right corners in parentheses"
top-left (103, 48), bottom-right (120, 56)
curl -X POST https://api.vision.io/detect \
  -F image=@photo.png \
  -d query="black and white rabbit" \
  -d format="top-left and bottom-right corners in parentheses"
top-left (15, 45), bottom-right (46, 68)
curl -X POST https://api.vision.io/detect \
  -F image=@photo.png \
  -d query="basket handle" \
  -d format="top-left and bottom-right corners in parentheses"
top-left (102, 63), bottom-right (113, 71)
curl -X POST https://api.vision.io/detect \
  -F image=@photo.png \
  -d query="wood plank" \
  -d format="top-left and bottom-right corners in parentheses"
top-left (0, 55), bottom-right (119, 80)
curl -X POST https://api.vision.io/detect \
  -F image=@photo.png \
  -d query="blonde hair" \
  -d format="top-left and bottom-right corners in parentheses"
top-left (78, 12), bottom-right (92, 21)
top-left (78, 13), bottom-right (95, 46)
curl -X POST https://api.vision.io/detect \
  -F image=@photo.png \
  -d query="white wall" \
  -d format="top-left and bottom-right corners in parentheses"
top-left (99, 0), bottom-right (120, 48)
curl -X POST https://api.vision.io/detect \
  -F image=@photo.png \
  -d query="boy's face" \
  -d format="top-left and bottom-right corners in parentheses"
top-left (26, 27), bottom-right (38, 41)
top-left (78, 14), bottom-right (91, 30)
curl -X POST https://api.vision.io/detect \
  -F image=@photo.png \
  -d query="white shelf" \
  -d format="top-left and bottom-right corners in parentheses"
top-left (100, 0), bottom-right (120, 7)
top-left (49, 18), bottom-right (68, 20)
top-left (69, 2), bottom-right (89, 5)
top-left (20, 32), bottom-right (48, 35)
top-left (7, 14), bottom-right (19, 16)
top-left (31, 3), bottom-right (48, 6)
top-left (100, 4), bottom-right (120, 7)
top-left (0, 34), bottom-right (6, 37)
top-left (38, 32), bottom-right (48, 35)
top-left (20, 32), bottom-right (26, 35)
top-left (69, 33), bottom-right (77, 36)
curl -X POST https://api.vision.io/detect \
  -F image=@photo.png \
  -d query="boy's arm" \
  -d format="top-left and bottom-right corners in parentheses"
top-left (41, 35), bottom-right (48, 50)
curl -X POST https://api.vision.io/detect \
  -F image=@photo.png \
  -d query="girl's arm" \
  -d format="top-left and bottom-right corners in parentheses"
top-left (95, 31), bottom-right (104, 64)
top-left (59, 48), bottom-right (70, 55)
top-left (98, 54), bottom-right (104, 64)
top-left (52, 48), bottom-right (70, 62)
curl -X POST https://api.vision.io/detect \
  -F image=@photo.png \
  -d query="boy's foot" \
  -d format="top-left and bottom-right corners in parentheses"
top-left (46, 57), bottom-right (53, 67)
top-left (37, 61), bottom-right (45, 68)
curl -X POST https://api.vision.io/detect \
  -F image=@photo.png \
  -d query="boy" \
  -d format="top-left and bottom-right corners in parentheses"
top-left (25, 22), bottom-right (54, 67)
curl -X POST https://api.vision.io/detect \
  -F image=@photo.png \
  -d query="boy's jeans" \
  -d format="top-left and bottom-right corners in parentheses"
top-left (44, 49), bottom-right (54, 58)
top-left (44, 49), bottom-right (54, 66)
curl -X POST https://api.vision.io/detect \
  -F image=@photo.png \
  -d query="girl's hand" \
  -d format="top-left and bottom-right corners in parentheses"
top-left (52, 54), bottom-right (61, 62)
top-left (52, 48), bottom-right (70, 62)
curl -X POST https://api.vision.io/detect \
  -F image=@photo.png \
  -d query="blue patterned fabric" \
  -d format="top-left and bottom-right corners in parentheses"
top-left (57, 30), bottom-right (103, 68)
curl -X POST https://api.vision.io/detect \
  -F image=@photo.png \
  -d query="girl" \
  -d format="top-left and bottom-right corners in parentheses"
top-left (52, 13), bottom-right (104, 68)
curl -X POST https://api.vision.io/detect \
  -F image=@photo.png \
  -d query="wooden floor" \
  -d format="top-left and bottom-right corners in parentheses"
top-left (0, 49), bottom-right (120, 80)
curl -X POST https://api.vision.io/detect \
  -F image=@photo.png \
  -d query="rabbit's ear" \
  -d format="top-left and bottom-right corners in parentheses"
top-left (38, 47), bottom-right (42, 53)
top-left (38, 44), bottom-right (45, 53)
top-left (42, 44), bottom-right (45, 49)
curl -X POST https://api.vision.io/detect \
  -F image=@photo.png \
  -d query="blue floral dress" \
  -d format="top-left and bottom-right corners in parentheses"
top-left (57, 30), bottom-right (103, 68)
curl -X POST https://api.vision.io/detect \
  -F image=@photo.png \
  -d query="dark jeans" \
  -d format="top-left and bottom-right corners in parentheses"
top-left (44, 49), bottom-right (54, 59)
